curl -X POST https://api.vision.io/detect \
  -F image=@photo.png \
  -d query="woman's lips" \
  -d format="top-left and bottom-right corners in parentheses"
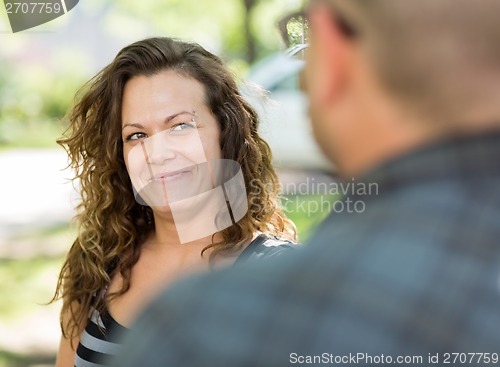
top-left (150, 169), bottom-right (192, 183)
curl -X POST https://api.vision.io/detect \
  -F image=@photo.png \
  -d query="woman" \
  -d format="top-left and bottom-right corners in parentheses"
top-left (52, 37), bottom-right (297, 367)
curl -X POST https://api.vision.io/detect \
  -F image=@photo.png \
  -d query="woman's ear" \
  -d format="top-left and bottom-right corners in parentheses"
top-left (305, 3), bottom-right (354, 107)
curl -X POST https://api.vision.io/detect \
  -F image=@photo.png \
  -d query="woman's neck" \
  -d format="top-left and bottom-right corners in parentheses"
top-left (148, 209), bottom-right (223, 252)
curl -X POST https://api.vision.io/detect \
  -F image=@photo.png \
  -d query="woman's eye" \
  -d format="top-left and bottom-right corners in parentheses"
top-left (171, 120), bottom-right (197, 132)
top-left (125, 132), bottom-right (147, 142)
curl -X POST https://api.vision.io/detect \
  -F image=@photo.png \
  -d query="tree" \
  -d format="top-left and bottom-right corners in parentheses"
top-left (242, 0), bottom-right (260, 64)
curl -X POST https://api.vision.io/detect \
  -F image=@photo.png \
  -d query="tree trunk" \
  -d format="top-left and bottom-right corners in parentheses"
top-left (243, 0), bottom-right (258, 64)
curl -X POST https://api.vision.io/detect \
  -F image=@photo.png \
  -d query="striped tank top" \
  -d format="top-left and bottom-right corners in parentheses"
top-left (74, 307), bottom-right (127, 367)
top-left (74, 234), bottom-right (296, 366)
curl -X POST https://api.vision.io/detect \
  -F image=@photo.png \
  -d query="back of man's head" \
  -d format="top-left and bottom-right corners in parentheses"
top-left (330, 0), bottom-right (500, 126)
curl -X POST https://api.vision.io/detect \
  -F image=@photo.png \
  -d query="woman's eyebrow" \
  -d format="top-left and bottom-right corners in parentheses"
top-left (165, 110), bottom-right (194, 122)
top-left (122, 110), bottom-right (194, 130)
top-left (122, 123), bottom-right (144, 130)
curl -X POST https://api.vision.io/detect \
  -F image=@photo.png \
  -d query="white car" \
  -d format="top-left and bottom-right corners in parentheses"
top-left (242, 45), bottom-right (332, 171)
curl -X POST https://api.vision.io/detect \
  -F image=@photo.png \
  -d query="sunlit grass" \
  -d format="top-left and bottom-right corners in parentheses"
top-left (0, 350), bottom-right (55, 367)
top-left (0, 257), bottom-right (63, 320)
top-left (282, 194), bottom-right (337, 242)
top-left (0, 225), bottom-right (68, 367)
top-left (0, 224), bottom-right (72, 322)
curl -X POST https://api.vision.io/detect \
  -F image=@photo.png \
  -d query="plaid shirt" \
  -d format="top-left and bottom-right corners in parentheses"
top-left (112, 132), bottom-right (500, 367)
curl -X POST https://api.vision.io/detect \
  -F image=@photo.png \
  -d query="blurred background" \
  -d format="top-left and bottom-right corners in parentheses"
top-left (0, 0), bottom-right (335, 365)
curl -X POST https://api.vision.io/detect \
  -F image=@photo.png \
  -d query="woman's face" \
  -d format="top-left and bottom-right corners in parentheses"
top-left (121, 70), bottom-right (222, 209)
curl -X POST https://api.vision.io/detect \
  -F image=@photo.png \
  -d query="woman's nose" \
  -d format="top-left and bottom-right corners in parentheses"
top-left (142, 131), bottom-right (177, 164)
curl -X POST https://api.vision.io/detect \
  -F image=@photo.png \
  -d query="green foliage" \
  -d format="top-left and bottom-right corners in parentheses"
top-left (282, 194), bottom-right (337, 241)
top-left (0, 61), bottom-right (86, 147)
top-left (1, 0), bottom-right (299, 148)
top-left (0, 350), bottom-right (55, 367)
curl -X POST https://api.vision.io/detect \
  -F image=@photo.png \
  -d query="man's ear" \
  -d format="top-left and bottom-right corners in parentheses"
top-left (306, 3), bottom-right (353, 106)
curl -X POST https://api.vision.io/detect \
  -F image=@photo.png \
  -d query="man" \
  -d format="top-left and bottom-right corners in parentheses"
top-left (112, 0), bottom-right (500, 365)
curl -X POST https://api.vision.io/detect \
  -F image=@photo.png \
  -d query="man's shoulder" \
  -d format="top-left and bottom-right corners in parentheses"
top-left (131, 168), bottom-right (500, 361)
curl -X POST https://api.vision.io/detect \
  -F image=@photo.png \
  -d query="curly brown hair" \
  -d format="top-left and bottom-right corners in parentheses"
top-left (52, 37), bottom-right (297, 340)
